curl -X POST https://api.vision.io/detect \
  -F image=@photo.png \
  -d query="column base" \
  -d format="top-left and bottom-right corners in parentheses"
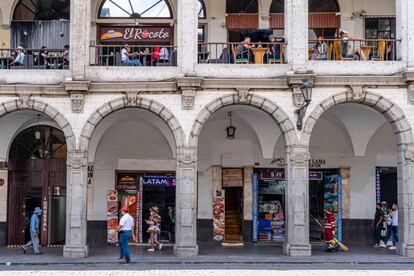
top-left (400, 243), bottom-right (414, 257)
top-left (283, 242), bottom-right (312, 257)
top-left (63, 245), bottom-right (89, 258)
top-left (174, 245), bottom-right (199, 257)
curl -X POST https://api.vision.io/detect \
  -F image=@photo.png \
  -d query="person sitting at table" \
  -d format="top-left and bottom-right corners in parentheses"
top-left (235, 37), bottom-right (254, 63)
top-left (121, 44), bottom-right (142, 66)
top-left (9, 46), bottom-right (25, 67)
top-left (140, 47), bottom-right (151, 66)
top-left (339, 30), bottom-right (365, 60)
top-left (63, 45), bottom-right (70, 65)
top-left (266, 35), bottom-right (283, 63)
top-left (35, 46), bottom-right (50, 67)
top-left (312, 36), bottom-right (328, 60)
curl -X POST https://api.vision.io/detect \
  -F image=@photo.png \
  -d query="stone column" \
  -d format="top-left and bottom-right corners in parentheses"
top-left (63, 151), bottom-right (89, 257)
top-left (174, 147), bottom-right (198, 256)
top-left (398, 146), bottom-right (414, 257)
top-left (284, 0), bottom-right (308, 72)
top-left (396, 0), bottom-right (414, 67)
top-left (176, 0), bottom-right (198, 76)
top-left (283, 146), bottom-right (311, 256)
top-left (70, 0), bottom-right (91, 79)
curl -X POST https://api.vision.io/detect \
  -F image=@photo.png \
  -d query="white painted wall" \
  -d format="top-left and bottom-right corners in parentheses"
top-left (91, 110), bottom-right (175, 220)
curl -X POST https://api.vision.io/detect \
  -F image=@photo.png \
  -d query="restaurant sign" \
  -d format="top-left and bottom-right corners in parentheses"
top-left (99, 26), bottom-right (173, 43)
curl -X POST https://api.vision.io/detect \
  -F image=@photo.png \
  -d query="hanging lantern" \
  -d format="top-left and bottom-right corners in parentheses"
top-left (226, 111), bottom-right (236, 139)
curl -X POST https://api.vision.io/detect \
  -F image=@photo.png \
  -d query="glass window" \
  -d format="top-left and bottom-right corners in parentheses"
top-left (13, 0), bottom-right (70, 21)
top-left (198, 26), bottom-right (205, 42)
top-left (198, 0), bottom-right (206, 18)
top-left (365, 17), bottom-right (396, 39)
top-left (99, 0), bottom-right (172, 18)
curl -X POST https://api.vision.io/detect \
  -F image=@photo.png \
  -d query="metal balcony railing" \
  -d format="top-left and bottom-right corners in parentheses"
top-left (0, 48), bottom-right (69, 70)
top-left (89, 45), bottom-right (177, 67)
top-left (198, 42), bottom-right (286, 64)
top-left (308, 38), bottom-right (401, 61)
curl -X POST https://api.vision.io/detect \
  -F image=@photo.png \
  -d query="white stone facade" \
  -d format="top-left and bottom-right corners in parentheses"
top-left (0, 0), bottom-right (414, 259)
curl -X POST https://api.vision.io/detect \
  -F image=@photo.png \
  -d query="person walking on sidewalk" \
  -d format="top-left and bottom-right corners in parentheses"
top-left (383, 207), bottom-right (393, 247)
top-left (117, 207), bottom-right (135, 264)
top-left (146, 206), bottom-right (163, 252)
top-left (389, 203), bottom-right (399, 250)
top-left (373, 202), bottom-right (385, 248)
top-left (20, 207), bottom-right (42, 255)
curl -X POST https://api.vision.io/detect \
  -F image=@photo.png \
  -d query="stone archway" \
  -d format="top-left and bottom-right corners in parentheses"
top-left (0, 97), bottom-right (76, 152)
top-left (189, 93), bottom-right (298, 148)
top-left (76, 95), bottom-right (195, 257)
top-left (189, 93), bottom-right (312, 256)
top-left (301, 90), bottom-right (414, 257)
top-left (79, 96), bottom-right (186, 152)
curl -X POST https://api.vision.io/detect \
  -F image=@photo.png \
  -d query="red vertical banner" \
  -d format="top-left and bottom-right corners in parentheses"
top-left (136, 177), bottom-right (143, 243)
top-left (107, 190), bottom-right (118, 244)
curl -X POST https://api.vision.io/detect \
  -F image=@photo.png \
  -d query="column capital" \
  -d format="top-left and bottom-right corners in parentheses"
top-left (67, 151), bottom-right (88, 169)
top-left (287, 146), bottom-right (310, 165)
top-left (176, 147), bottom-right (197, 166)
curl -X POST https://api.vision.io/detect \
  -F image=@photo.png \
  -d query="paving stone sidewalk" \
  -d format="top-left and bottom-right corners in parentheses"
top-left (1, 244), bottom-right (413, 266)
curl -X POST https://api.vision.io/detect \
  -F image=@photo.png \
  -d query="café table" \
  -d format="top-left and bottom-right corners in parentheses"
top-left (250, 47), bottom-right (268, 64)
top-left (360, 45), bottom-right (373, 61)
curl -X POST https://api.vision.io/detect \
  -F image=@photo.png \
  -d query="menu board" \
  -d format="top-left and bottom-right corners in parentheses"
top-left (107, 190), bottom-right (119, 244)
top-left (213, 190), bottom-right (225, 241)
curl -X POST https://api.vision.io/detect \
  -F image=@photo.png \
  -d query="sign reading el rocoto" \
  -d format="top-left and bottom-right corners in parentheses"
top-left (99, 26), bottom-right (173, 43)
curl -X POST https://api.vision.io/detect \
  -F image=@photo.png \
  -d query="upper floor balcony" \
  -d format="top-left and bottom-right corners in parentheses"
top-left (0, 0), bottom-right (411, 83)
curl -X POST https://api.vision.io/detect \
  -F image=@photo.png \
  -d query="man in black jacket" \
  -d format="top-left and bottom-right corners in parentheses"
top-left (373, 202), bottom-right (384, 247)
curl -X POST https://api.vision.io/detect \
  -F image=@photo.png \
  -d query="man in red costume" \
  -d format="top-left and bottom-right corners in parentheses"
top-left (324, 208), bottom-right (336, 240)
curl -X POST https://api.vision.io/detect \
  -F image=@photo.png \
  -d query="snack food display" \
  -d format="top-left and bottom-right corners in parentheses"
top-left (213, 195), bottom-right (225, 241)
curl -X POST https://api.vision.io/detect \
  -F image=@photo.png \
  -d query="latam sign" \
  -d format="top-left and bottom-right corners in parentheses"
top-left (143, 176), bottom-right (176, 187)
top-left (99, 26), bottom-right (173, 43)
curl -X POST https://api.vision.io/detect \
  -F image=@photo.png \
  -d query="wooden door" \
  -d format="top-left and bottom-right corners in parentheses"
top-left (7, 169), bottom-right (26, 245)
top-left (224, 187), bottom-right (243, 242)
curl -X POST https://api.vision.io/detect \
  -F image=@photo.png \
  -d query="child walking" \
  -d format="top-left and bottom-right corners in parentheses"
top-left (146, 206), bottom-right (163, 252)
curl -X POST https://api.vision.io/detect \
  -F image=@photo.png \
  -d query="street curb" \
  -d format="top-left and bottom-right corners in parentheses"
top-left (3, 260), bottom-right (414, 266)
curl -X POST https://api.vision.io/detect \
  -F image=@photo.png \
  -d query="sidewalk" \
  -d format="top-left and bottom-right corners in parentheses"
top-left (1, 244), bottom-right (413, 266)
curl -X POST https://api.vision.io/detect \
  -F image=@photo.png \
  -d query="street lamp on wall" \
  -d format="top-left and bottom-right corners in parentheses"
top-left (226, 111), bottom-right (236, 139)
top-left (296, 80), bottom-right (313, 131)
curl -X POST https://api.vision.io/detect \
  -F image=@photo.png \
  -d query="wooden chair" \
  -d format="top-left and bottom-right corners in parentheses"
top-left (231, 44), bottom-right (249, 64)
top-left (372, 41), bottom-right (386, 61)
top-left (268, 48), bottom-right (283, 64)
top-left (326, 42), bottom-right (333, 60)
top-left (334, 41), bottom-right (341, 60)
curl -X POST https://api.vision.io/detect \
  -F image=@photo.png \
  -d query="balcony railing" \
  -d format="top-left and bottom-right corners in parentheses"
top-left (309, 39), bottom-right (400, 61)
top-left (90, 45), bottom-right (177, 67)
top-left (198, 42), bottom-right (286, 64)
top-left (0, 48), bottom-right (68, 69)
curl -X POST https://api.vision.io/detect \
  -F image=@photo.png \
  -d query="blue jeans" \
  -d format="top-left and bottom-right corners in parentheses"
top-left (375, 225), bottom-right (382, 245)
top-left (384, 224), bottom-right (392, 244)
top-left (118, 230), bottom-right (132, 263)
top-left (392, 226), bottom-right (398, 246)
top-left (122, 59), bottom-right (142, 66)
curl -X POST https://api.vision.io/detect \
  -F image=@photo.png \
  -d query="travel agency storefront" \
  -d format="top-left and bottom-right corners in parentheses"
top-left (106, 172), bottom-right (176, 245)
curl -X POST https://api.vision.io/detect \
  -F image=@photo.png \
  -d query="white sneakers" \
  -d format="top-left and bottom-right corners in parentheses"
top-left (158, 243), bottom-right (163, 250)
top-left (389, 246), bottom-right (397, 250)
top-left (147, 248), bottom-right (155, 252)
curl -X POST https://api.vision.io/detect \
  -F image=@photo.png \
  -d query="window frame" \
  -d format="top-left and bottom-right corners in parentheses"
top-left (98, 0), bottom-right (174, 19)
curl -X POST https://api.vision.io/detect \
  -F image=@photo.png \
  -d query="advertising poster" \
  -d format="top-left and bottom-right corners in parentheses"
top-left (213, 190), bottom-right (225, 241)
top-left (137, 177), bottom-right (143, 243)
top-left (0, 169), bottom-right (8, 222)
top-left (252, 173), bottom-right (258, 242)
top-left (323, 175), bottom-right (342, 241)
top-left (107, 190), bottom-right (119, 244)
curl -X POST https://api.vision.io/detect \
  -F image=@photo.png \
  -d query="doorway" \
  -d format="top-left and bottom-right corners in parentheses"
top-left (224, 187), bottom-right (243, 242)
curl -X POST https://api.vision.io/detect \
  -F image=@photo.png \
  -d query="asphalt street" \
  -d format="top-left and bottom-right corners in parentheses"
top-left (1, 263), bottom-right (414, 275)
